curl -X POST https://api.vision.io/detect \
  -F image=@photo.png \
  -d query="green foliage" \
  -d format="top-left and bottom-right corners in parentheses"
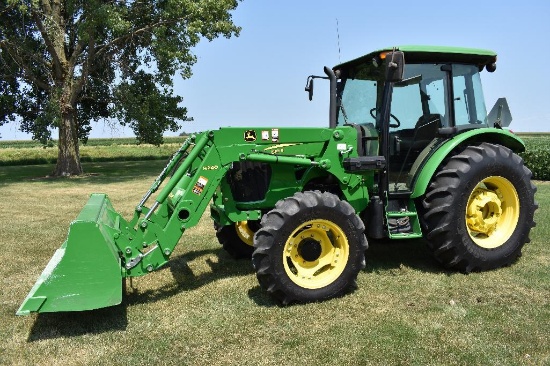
top-left (519, 134), bottom-right (550, 181)
top-left (0, 0), bottom-right (241, 174)
top-left (114, 71), bottom-right (186, 145)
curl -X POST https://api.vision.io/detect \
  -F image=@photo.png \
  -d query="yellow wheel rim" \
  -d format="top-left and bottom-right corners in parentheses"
top-left (465, 176), bottom-right (520, 249)
top-left (283, 219), bottom-right (349, 289)
top-left (235, 221), bottom-right (255, 247)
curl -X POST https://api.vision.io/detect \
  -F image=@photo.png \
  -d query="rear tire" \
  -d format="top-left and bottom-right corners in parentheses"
top-left (421, 143), bottom-right (537, 272)
top-left (252, 191), bottom-right (368, 305)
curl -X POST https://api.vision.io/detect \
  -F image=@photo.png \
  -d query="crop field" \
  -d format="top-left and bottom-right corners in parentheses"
top-left (517, 133), bottom-right (550, 181)
top-left (0, 136), bottom-right (548, 365)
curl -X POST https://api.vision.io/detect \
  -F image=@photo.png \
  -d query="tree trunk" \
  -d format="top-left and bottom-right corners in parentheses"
top-left (54, 106), bottom-right (83, 176)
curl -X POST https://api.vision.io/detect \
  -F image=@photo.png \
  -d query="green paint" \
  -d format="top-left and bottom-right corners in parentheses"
top-left (17, 194), bottom-right (123, 314)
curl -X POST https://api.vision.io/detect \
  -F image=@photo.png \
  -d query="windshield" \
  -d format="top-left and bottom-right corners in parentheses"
top-left (336, 62), bottom-right (384, 126)
top-left (337, 61), bottom-right (488, 128)
top-left (337, 79), bottom-right (378, 125)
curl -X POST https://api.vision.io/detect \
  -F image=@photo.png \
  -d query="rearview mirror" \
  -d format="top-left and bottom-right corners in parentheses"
top-left (305, 77), bottom-right (314, 101)
top-left (386, 51), bottom-right (405, 82)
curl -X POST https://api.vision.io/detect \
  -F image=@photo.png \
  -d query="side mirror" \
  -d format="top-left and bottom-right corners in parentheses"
top-left (385, 51), bottom-right (405, 82)
top-left (305, 76), bottom-right (314, 101)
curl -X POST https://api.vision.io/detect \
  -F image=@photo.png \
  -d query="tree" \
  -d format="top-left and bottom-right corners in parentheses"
top-left (0, 0), bottom-right (241, 175)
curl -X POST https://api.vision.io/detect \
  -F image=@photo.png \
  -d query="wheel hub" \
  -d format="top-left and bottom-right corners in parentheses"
top-left (465, 176), bottom-right (520, 249)
top-left (283, 219), bottom-right (349, 289)
top-left (297, 238), bottom-right (322, 262)
top-left (466, 188), bottom-right (502, 236)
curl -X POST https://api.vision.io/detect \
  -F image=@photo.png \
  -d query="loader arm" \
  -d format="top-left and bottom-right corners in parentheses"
top-left (120, 131), bottom-right (228, 277)
top-left (123, 130), bottom-right (333, 277)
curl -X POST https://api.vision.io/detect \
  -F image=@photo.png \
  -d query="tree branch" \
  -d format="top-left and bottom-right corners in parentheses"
top-left (95, 18), bottom-right (180, 59)
top-left (71, 34), bottom-right (96, 105)
top-left (31, 7), bottom-right (64, 80)
top-left (0, 40), bottom-right (51, 91)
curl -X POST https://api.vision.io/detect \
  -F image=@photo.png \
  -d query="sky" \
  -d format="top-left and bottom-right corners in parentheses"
top-left (2, 0), bottom-right (549, 140)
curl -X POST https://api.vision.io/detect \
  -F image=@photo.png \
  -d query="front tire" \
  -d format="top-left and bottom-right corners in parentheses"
top-left (421, 143), bottom-right (537, 272)
top-left (252, 191), bottom-right (368, 305)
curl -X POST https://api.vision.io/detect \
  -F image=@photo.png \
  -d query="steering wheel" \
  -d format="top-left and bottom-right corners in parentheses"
top-left (370, 108), bottom-right (401, 128)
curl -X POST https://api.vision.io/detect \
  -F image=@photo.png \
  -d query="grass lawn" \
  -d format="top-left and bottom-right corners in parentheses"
top-left (0, 162), bottom-right (548, 366)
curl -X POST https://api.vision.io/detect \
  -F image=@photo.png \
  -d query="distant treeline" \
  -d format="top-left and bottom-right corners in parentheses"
top-left (0, 136), bottom-right (187, 149)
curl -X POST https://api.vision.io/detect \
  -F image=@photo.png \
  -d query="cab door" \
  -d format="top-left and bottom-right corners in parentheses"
top-left (387, 64), bottom-right (449, 193)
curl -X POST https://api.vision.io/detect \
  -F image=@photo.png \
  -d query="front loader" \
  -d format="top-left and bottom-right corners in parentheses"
top-left (18, 46), bottom-right (537, 314)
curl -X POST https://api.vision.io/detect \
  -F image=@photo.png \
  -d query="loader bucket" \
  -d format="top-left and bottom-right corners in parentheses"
top-left (17, 194), bottom-right (124, 315)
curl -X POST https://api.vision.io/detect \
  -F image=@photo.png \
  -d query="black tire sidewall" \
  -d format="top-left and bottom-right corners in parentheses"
top-left (268, 205), bottom-right (365, 302)
top-left (253, 191), bottom-right (367, 304)
top-left (423, 143), bottom-right (536, 270)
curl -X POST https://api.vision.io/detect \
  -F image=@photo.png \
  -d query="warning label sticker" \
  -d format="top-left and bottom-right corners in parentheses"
top-left (192, 176), bottom-right (208, 195)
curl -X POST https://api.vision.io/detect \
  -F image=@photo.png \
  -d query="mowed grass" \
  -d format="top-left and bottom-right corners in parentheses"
top-left (0, 162), bottom-right (548, 366)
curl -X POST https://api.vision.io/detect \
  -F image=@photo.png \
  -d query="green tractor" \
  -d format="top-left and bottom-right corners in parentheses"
top-left (18, 45), bottom-right (537, 314)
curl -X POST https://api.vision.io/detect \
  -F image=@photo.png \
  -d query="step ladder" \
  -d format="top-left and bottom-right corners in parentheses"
top-left (386, 210), bottom-right (423, 239)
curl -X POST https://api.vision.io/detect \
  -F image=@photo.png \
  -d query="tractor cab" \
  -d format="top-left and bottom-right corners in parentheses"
top-left (332, 46), bottom-right (500, 195)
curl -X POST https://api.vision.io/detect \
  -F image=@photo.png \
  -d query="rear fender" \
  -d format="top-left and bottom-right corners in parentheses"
top-left (410, 128), bottom-right (525, 199)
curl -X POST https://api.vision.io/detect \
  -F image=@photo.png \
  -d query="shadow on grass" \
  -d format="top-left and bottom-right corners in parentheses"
top-left (26, 249), bottom-right (254, 340)
top-left (27, 305), bottom-right (128, 342)
top-left (364, 237), bottom-right (446, 274)
top-left (246, 284), bottom-right (360, 308)
top-left (247, 286), bottom-right (278, 307)
top-left (124, 248), bottom-right (254, 307)
top-left (247, 239), bottom-right (445, 308)
top-left (26, 239), bottom-right (445, 339)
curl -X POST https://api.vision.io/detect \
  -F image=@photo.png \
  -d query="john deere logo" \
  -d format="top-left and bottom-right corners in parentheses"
top-left (244, 130), bottom-right (256, 142)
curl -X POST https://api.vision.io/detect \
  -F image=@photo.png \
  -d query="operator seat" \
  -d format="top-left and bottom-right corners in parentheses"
top-left (400, 114), bottom-right (441, 152)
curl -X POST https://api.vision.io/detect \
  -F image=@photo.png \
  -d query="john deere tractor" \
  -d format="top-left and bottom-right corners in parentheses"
top-left (18, 45), bottom-right (537, 314)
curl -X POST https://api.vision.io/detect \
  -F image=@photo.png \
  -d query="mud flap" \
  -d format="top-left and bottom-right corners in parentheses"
top-left (17, 194), bottom-right (124, 315)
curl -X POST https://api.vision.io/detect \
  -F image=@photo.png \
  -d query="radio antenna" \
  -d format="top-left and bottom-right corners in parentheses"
top-left (336, 18), bottom-right (341, 63)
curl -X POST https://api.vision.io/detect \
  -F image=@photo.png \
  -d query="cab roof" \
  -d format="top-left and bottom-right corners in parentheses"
top-left (334, 45), bottom-right (497, 70)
